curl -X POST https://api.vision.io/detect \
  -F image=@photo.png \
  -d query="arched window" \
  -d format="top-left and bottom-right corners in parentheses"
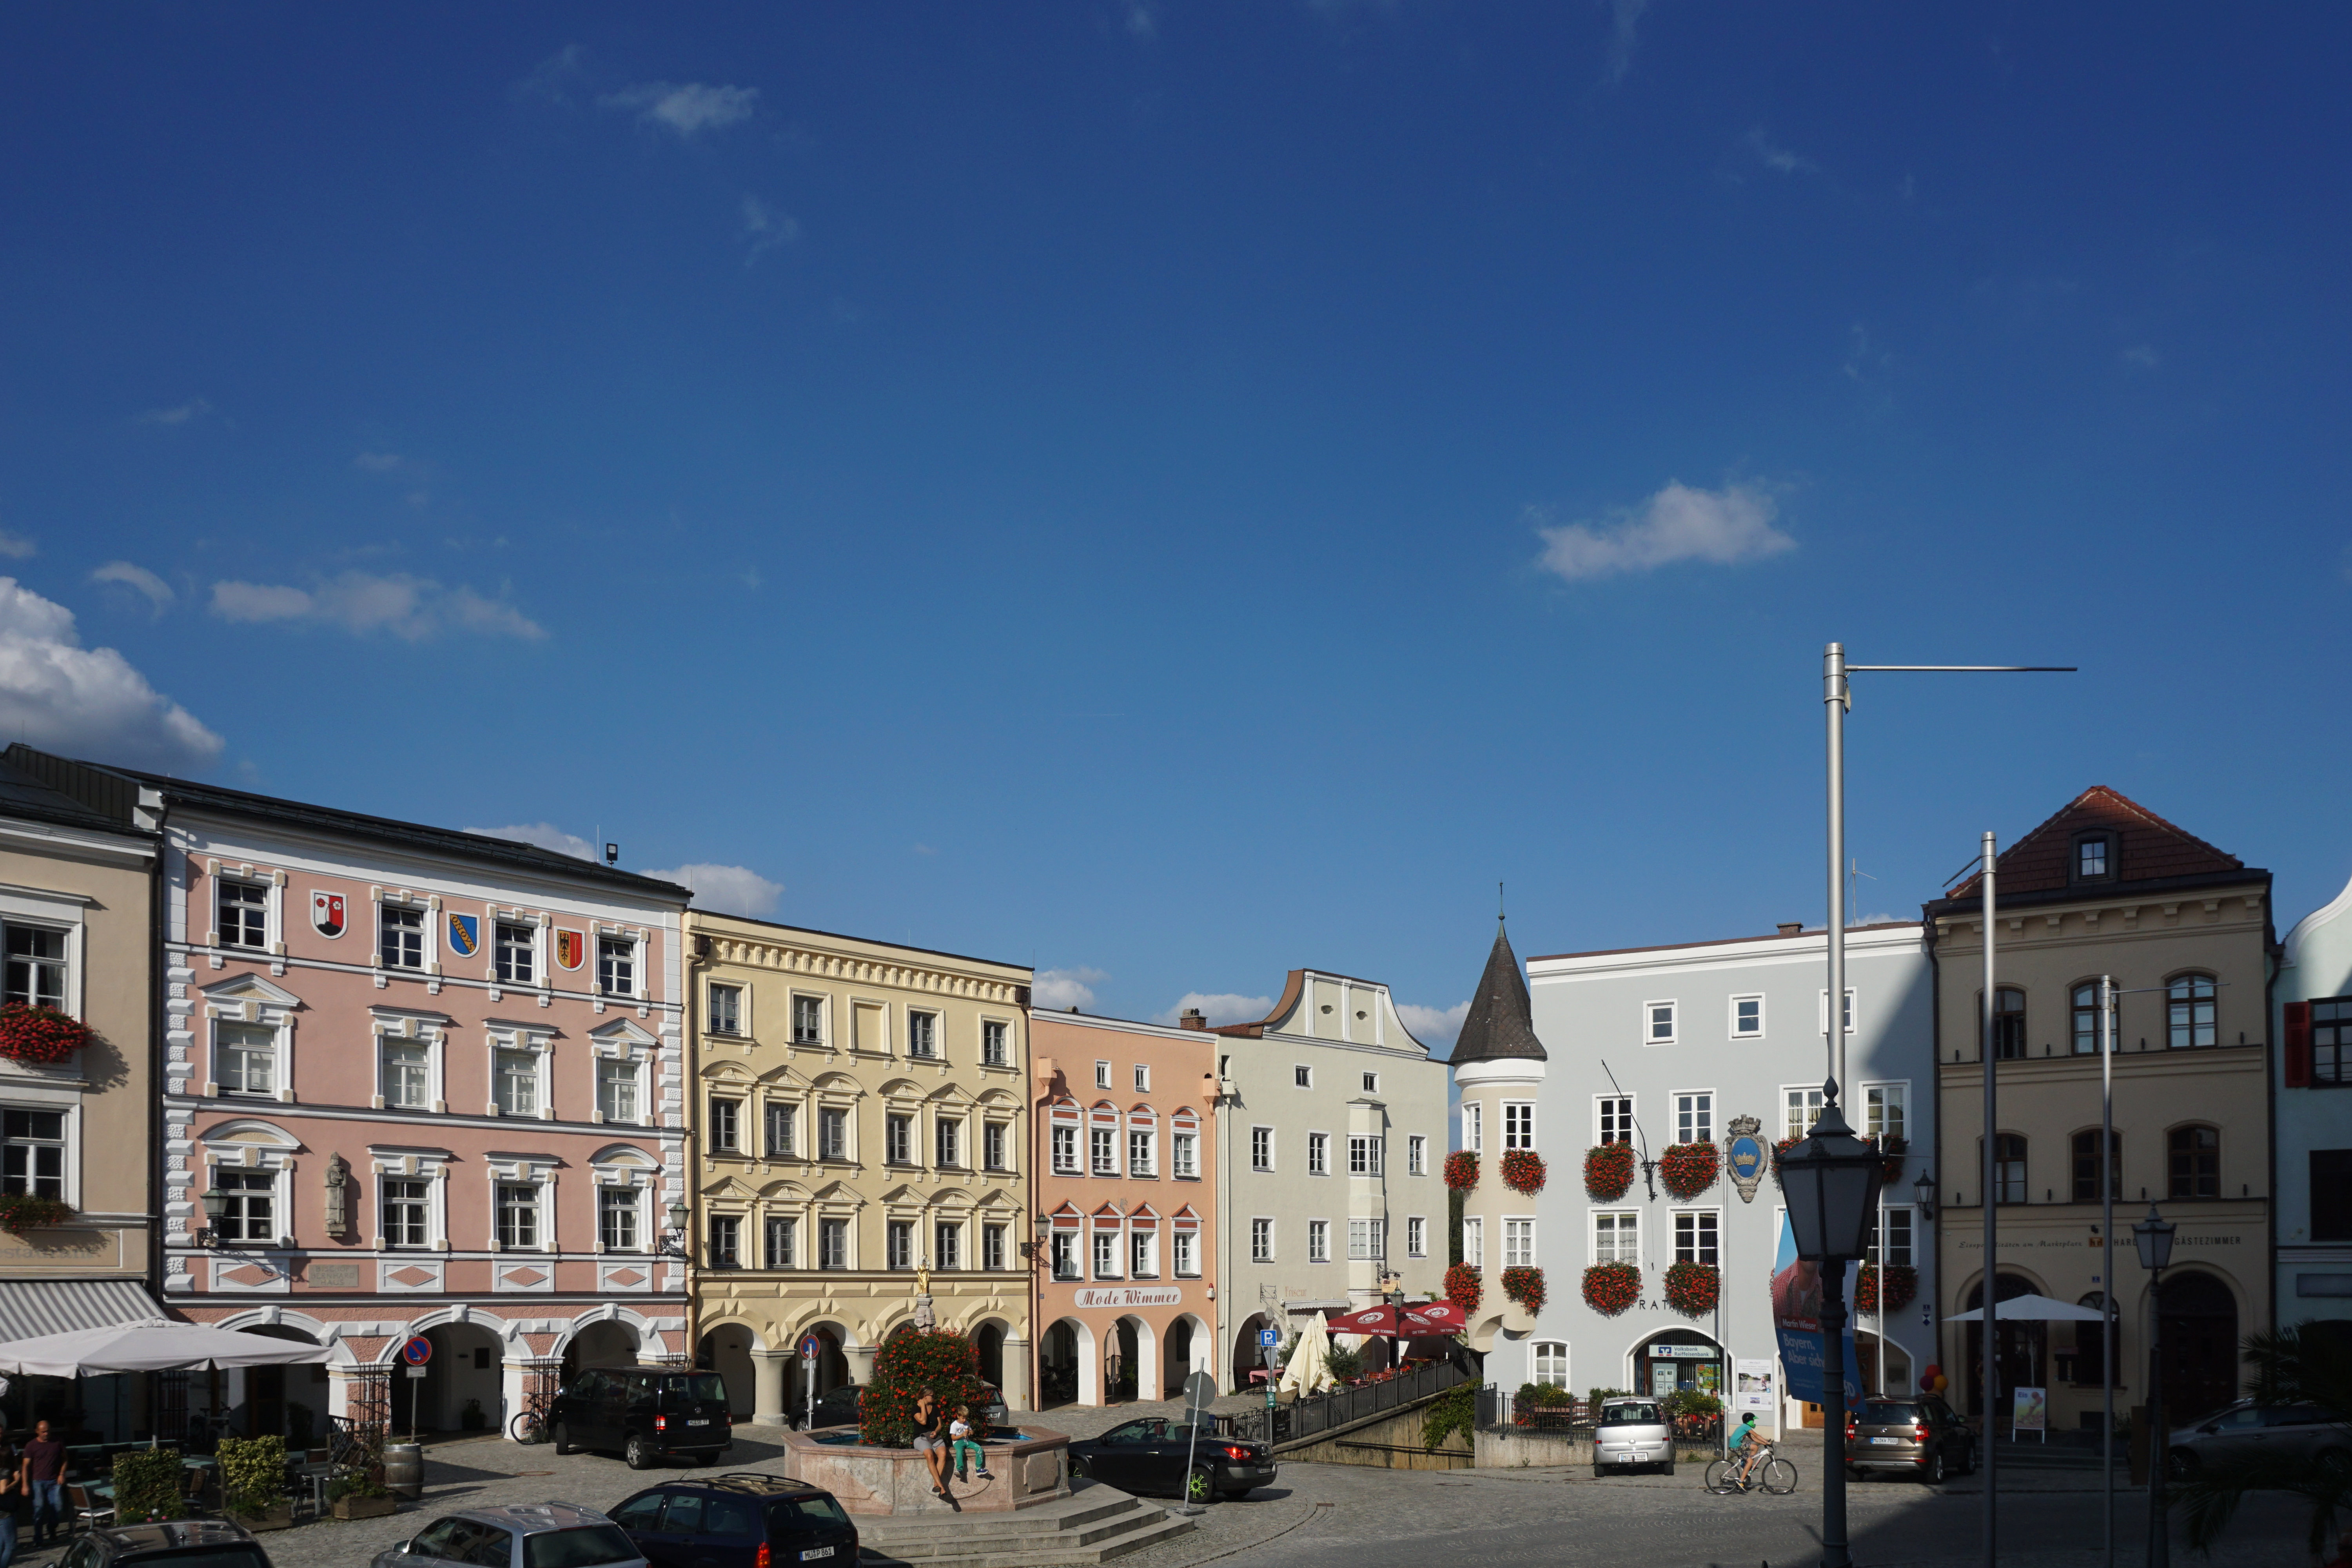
top-left (2070, 1130), bottom-right (2120, 1202)
top-left (2168, 975), bottom-right (2217, 1050)
top-left (2168, 1125), bottom-right (2219, 1198)
top-left (1983, 1134), bottom-right (2027, 1204)
top-left (1991, 988), bottom-right (2026, 1060)
top-left (1531, 1342), bottom-right (1569, 1389)
top-left (2071, 984), bottom-right (2106, 1055)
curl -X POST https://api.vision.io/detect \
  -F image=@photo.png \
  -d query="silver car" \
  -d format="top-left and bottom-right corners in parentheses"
top-left (2167, 1401), bottom-right (2352, 1480)
top-left (373, 1503), bottom-right (648, 1568)
top-left (1593, 1396), bottom-right (1676, 1477)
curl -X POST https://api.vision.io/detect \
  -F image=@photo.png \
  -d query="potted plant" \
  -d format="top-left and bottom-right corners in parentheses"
top-left (1323, 1343), bottom-right (1365, 1385)
top-left (461, 1397), bottom-right (486, 1432)
top-left (218, 1434), bottom-right (292, 1531)
top-left (330, 1471), bottom-right (397, 1520)
top-left (1499, 1149), bottom-right (1547, 1196)
top-left (1584, 1143), bottom-right (1634, 1201)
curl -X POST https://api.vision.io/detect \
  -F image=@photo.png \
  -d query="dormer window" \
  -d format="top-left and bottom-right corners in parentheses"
top-left (2073, 831), bottom-right (2116, 884)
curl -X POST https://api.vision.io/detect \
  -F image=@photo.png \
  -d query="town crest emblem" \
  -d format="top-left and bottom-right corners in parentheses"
top-left (554, 929), bottom-right (586, 971)
top-left (1725, 1115), bottom-right (1769, 1204)
top-left (310, 891), bottom-right (345, 938)
top-left (446, 913), bottom-right (480, 958)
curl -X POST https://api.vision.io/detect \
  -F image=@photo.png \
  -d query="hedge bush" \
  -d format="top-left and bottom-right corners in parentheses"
top-left (218, 1434), bottom-right (286, 1518)
top-left (860, 1328), bottom-right (994, 1448)
top-left (111, 1449), bottom-right (183, 1524)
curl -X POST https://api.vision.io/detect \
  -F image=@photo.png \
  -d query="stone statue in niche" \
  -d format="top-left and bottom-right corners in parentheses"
top-left (323, 1154), bottom-right (349, 1236)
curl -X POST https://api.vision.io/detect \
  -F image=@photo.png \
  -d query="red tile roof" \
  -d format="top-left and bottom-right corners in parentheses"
top-left (1946, 785), bottom-right (2243, 900)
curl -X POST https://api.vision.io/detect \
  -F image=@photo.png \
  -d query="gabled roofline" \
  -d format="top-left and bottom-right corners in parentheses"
top-left (1530, 920), bottom-right (1922, 966)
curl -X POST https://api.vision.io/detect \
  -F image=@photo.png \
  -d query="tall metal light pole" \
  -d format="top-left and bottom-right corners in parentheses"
top-left (2134, 1204), bottom-right (2177, 1568)
top-left (1978, 829), bottom-right (2000, 1568)
top-left (2101, 976), bottom-right (2116, 1568)
top-left (1819, 644), bottom-right (2071, 1568)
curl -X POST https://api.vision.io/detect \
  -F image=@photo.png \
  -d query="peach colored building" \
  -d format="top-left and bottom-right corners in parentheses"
top-left (1029, 1008), bottom-right (1218, 1408)
top-left (32, 756), bottom-right (691, 1441)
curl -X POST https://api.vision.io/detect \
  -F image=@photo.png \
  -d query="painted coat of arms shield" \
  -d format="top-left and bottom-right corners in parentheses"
top-left (1725, 1115), bottom-right (1769, 1203)
top-left (554, 929), bottom-right (586, 971)
top-left (447, 913), bottom-right (480, 958)
top-left (310, 891), bottom-right (345, 938)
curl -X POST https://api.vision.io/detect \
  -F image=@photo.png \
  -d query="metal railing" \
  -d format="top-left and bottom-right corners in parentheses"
top-left (1227, 1355), bottom-right (1472, 1447)
top-left (1473, 1388), bottom-right (1723, 1443)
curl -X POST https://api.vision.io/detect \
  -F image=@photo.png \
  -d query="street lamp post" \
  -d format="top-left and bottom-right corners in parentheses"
top-left (2134, 1204), bottom-right (2177, 1568)
top-left (1778, 1087), bottom-right (1887, 1568)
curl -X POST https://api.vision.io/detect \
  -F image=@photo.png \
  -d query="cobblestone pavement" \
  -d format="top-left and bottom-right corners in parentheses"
top-left (0, 1420), bottom-right (2309, 1568)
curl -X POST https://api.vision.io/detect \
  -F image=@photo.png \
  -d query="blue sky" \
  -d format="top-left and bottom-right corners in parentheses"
top-left (4, 4), bottom-right (2349, 1043)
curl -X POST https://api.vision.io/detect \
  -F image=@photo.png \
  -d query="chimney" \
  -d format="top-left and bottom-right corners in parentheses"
top-left (1178, 1008), bottom-right (1208, 1031)
top-left (1777, 922), bottom-right (1803, 937)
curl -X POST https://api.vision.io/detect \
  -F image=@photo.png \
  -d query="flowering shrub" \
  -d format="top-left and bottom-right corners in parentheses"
top-left (1501, 1266), bottom-right (1546, 1316)
top-left (1499, 1149), bottom-right (1547, 1196)
top-left (1443, 1150), bottom-right (1480, 1192)
top-left (1444, 1263), bottom-right (1483, 1316)
top-left (1658, 1142), bottom-right (1719, 1201)
top-left (0, 1004), bottom-right (91, 1066)
top-left (1584, 1143), bottom-right (1635, 1201)
top-left (1581, 1262), bottom-right (1639, 1316)
top-left (860, 1328), bottom-right (994, 1447)
top-left (0, 1194), bottom-right (74, 1236)
top-left (1662, 1261), bottom-right (1720, 1317)
top-left (1856, 1263), bottom-right (1918, 1314)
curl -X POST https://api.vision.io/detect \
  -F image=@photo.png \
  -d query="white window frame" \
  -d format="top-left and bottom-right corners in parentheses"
top-left (1595, 1094), bottom-right (1634, 1147)
top-left (1129, 1227), bottom-right (1157, 1279)
top-left (1095, 1060), bottom-right (1112, 1089)
top-left (1092, 1224), bottom-right (1121, 1279)
top-left (213, 1018), bottom-right (283, 1100)
top-left (1173, 1228), bottom-right (1199, 1277)
top-left (597, 1057), bottom-right (645, 1125)
top-left (983, 1223), bottom-right (1006, 1271)
top-left (1133, 1063), bottom-right (1151, 1093)
top-left (1293, 1065), bottom-right (1312, 1089)
top-left (1644, 999), bottom-right (1677, 1046)
top-left (1818, 987), bottom-right (1857, 1038)
top-left (379, 1037), bottom-right (434, 1113)
top-left (765, 1214), bottom-right (797, 1270)
top-left (214, 878), bottom-right (271, 955)
top-left (1307, 1131), bottom-right (1329, 1176)
top-left (1862, 1080), bottom-right (1910, 1146)
top-left (1503, 1216), bottom-right (1535, 1269)
top-left (1782, 1084), bottom-right (1826, 1143)
top-left (1307, 1218), bottom-right (1330, 1263)
top-left (790, 993), bottom-right (827, 1046)
top-left (981, 1018), bottom-right (1009, 1066)
top-left (1172, 1130), bottom-right (1198, 1179)
top-left (1347, 1217), bottom-right (1385, 1260)
top-left (1868, 1203), bottom-right (1918, 1269)
top-left (1051, 1123), bottom-right (1080, 1175)
top-left (765, 1101), bottom-right (799, 1159)
top-left (597, 932), bottom-right (640, 998)
top-left (490, 1042), bottom-right (545, 1119)
top-left (494, 1180), bottom-right (545, 1252)
top-left (818, 1214), bottom-right (852, 1270)
top-left (1251, 1125), bottom-right (1274, 1173)
top-left (1462, 1102), bottom-right (1483, 1154)
top-left (906, 1009), bottom-right (939, 1060)
top-left (1461, 1214), bottom-right (1483, 1269)
top-left (1672, 1089), bottom-right (1715, 1146)
top-left (706, 982), bottom-right (743, 1037)
top-left (597, 1184), bottom-right (645, 1253)
top-left (1503, 1101), bottom-right (1535, 1151)
top-left (935, 1218), bottom-right (963, 1271)
top-left (1531, 1341), bottom-right (1570, 1389)
top-left (1126, 1125), bottom-right (1154, 1178)
top-left (369, 1011), bottom-right (445, 1114)
top-left (1250, 1216), bottom-right (1273, 1263)
top-left (1406, 1215), bottom-right (1426, 1257)
top-left (1590, 1208), bottom-right (1638, 1265)
top-left (1671, 1206), bottom-right (1720, 1266)
top-left (1089, 1122), bottom-right (1118, 1177)
top-left (984, 1119), bottom-right (1009, 1171)
top-left (1361, 1071), bottom-right (1379, 1094)
top-left (494, 919), bottom-right (539, 988)
top-left (1408, 1134), bottom-right (1427, 1176)
top-left (1730, 993), bottom-right (1764, 1039)
top-left (1349, 1134), bottom-right (1383, 1176)
top-left (377, 899), bottom-right (430, 973)
top-left (369, 1147), bottom-right (452, 1251)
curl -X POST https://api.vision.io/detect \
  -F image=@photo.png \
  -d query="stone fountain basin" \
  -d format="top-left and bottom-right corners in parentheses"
top-left (778, 1424), bottom-right (1072, 1515)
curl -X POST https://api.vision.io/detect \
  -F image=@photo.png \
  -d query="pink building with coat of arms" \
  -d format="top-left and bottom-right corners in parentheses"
top-left (18, 751), bottom-right (691, 1443)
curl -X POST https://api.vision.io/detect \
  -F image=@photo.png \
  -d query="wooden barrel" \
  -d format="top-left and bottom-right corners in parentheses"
top-left (383, 1442), bottom-right (423, 1499)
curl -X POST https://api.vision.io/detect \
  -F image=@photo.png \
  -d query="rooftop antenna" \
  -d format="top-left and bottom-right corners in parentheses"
top-left (1847, 859), bottom-right (1876, 925)
top-left (1498, 881), bottom-right (1505, 922)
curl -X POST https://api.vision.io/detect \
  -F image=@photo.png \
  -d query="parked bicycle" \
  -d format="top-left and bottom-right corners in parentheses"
top-left (510, 1380), bottom-right (558, 1444)
top-left (1704, 1444), bottom-right (1797, 1495)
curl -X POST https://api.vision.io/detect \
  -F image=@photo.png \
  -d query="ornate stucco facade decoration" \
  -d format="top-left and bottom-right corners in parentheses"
top-left (1928, 786), bottom-right (2272, 1435)
top-left (684, 913), bottom-right (1033, 1425)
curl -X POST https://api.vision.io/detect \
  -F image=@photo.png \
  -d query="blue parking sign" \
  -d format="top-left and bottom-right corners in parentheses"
top-left (1258, 1328), bottom-right (1279, 1348)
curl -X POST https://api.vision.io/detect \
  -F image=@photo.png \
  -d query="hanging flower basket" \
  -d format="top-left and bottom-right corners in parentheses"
top-left (1445, 1263), bottom-right (1483, 1316)
top-left (1658, 1142), bottom-right (1719, 1201)
top-left (1584, 1143), bottom-right (1635, 1201)
top-left (1662, 1261), bottom-right (1720, 1318)
top-left (1856, 1263), bottom-right (1917, 1314)
top-left (1444, 1150), bottom-right (1480, 1192)
top-left (1499, 1149), bottom-right (1547, 1197)
top-left (1581, 1262), bottom-right (1639, 1317)
top-left (1501, 1266), bottom-right (1546, 1316)
top-left (0, 1193), bottom-right (75, 1236)
top-left (1769, 1136), bottom-right (1798, 1188)
top-left (0, 1004), bottom-right (91, 1066)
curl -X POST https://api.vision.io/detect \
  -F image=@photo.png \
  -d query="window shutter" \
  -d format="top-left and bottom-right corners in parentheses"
top-left (2284, 1001), bottom-right (2312, 1088)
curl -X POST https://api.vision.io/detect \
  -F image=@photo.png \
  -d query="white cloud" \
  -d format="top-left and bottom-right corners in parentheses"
top-left (0, 577), bottom-right (221, 769)
top-left (642, 862), bottom-right (784, 917)
top-left (1534, 480), bottom-right (1795, 582)
top-left (1155, 991), bottom-right (1273, 1028)
top-left (1035, 967), bottom-right (1108, 1012)
top-left (1125, 2), bottom-right (1158, 38)
top-left (90, 561), bottom-right (175, 613)
top-left (138, 398), bottom-right (214, 426)
top-left (0, 533), bottom-right (33, 561)
top-left (740, 196), bottom-right (801, 263)
top-left (1748, 128), bottom-right (1818, 176)
top-left (600, 82), bottom-right (758, 137)
top-left (515, 44), bottom-right (587, 105)
top-left (465, 823), bottom-right (596, 860)
top-left (1398, 1000), bottom-right (1470, 1048)
top-left (354, 452), bottom-right (411, 474)
top-left (2122, 344), bottom-right (2160, 370)
top-left (1605, 0), bottom-right (1651, 83)
top-left (208, 572), bottom-right (545, 641)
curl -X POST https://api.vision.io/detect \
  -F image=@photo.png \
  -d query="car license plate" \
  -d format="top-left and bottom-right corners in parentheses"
top-left (688, 1419), bottom-right (711, 1426)
top-left (1870, 1437), bottom-right (1901, 1445)
top-left (800, 1549), bottom-right (834, 1562)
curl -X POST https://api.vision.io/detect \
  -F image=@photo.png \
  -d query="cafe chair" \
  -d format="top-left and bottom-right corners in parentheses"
top-left (67, 1484), bottom-right (113, 1534)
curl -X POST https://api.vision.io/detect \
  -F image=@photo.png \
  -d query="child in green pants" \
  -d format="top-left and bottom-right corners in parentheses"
top-left (950, 1405), bottom-right (992, 1481)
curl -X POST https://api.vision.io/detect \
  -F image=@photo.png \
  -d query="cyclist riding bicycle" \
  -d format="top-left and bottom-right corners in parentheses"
top-left (1729, 1412), bottom-right (1764, 1484)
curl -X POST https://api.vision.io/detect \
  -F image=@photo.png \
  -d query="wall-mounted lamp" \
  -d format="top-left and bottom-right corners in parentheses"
top-left (604, 843), bottom-right (621, 866)
top-left (197, 1188), bottom-right (228, 1249)
top-left (1912, 1170), bottom-right (1936, 1224)
top-left (655, 1200), bottom-right (691, 1260)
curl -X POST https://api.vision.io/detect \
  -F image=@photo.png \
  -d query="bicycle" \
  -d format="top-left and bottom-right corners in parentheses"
top-left (510, 1381), bottom-right (557, 1445)
top-left (1704, 1443), bottom-right (1797, 1495)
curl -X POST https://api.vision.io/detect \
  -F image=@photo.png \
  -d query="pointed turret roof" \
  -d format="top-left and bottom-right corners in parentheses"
top-left (1449, 919), bottom-right (1546, 1064)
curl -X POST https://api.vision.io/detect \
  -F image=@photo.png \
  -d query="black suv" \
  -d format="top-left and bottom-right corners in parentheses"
top-left (548, 1364), bottom-right (734, 1469)
top-left (59, 1520), bottom-right (274, 1568)
top-left (608, 1475), bottom-right (858, 1568)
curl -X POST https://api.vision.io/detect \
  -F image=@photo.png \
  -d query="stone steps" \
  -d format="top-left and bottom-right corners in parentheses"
top-left (855, 1484), bottom-right (1194, 1566)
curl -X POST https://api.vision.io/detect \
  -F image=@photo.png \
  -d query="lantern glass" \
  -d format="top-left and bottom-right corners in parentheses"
top-left (667, 1201), bottom-right (690, 1231)
top-left (200, 1189), bottom-right (228, 1223)
top-left (1779, 1098), bottom-right (1885, 1261)
top-left (2132, 1203), bottom-right (2175, 1272)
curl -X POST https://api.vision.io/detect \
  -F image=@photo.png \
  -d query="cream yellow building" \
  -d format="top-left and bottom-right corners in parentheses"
top-left (683, 912), bottom-right (1033, 1424)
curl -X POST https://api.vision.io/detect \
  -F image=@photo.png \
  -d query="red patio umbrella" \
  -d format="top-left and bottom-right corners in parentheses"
top-left (1327, 1303), bottom-right (1439, 1339)
top-left (1405, 1301), bottom-right (1467, 1334)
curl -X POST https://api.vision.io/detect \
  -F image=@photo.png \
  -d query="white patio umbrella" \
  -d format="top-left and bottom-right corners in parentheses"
top-left (1277, 1314), bottom-right (1336, 1399)
top-left (0, 1317), bottom-right (333, 1377)
top-left (1944, 1294), bottom-right (2106, 1323)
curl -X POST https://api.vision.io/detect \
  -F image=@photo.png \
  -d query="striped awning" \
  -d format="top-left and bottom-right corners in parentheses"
top-left (0, 1280), bottom-right (162, 1345)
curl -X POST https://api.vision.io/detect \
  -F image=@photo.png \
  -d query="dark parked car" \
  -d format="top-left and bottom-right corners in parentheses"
top-left (1844, 1395), bottom-right (1978, 1484)
top-left (2167, 1400), bottom-right (2352, 1479)
top-left (1067, 1416), bottom-right (1277, 1504)
top-left (608, 1475), bottom-right (858, 1568)
top-left (548, 1365), bottom-right (735, 1469)
top-left (795, 1381), bottom-right (1008, 1432)
top-left (60, 1519), bottom-right (275, 1568)
top-left (370, 1503), bottom-right (646, 1568)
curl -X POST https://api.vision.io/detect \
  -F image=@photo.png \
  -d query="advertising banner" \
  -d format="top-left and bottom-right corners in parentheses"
top-left (1770, 1210), bottom-right (1860, 1405)
top-left (1735, 1359), bottom-right (1776, 1419)
top-left (2013, 1386), bottom-right (2047, 1433)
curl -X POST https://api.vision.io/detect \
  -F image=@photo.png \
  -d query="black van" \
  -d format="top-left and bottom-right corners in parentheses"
top-left (548, 1363), bottom-right (735, 1469)
top-left (609, 1476), bottom-right (858, 1568)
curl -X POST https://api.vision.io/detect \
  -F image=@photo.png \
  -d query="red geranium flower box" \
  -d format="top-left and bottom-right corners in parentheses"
top-left (1584, 1143), bottom-right (1635, 1201)
top-left (1444, 1150), bottom-right (1480, 1192)
top-left (1659, 1142), bottom-right (1719, 1201)
top-left (1663, 1261), bottom-right (1720, 1317)
top-left (1499, 1149), bottom-right (1547, 1196)
top-left (0, 1004), bottom-right (91, 1066)
top-left (1445, 1264), bottom-right (1483, 1316)
top-left (1501, 1266), bottom-right (1546, 1316)
top-left (1581, 1262), bottom-right (1639, 1317)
